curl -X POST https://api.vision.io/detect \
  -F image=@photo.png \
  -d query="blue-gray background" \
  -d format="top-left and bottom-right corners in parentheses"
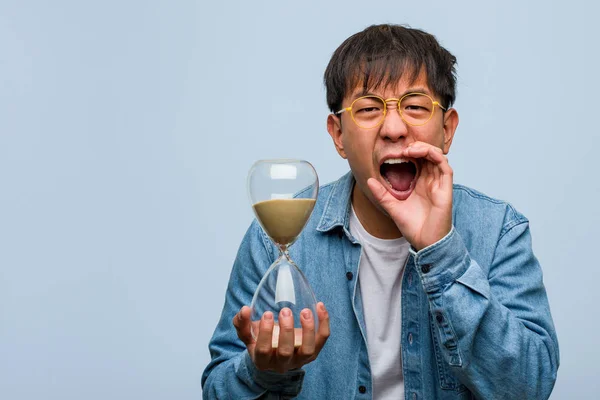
top-left (1, 0), bottom-right (597, 398)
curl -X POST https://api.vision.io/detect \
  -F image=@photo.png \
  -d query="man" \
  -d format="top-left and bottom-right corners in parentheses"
top-left (202, 24), bottom-right (559, 399)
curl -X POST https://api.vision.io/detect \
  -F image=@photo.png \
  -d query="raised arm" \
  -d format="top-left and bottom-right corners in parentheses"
top-left (411, 223), bottom-right (559, 398)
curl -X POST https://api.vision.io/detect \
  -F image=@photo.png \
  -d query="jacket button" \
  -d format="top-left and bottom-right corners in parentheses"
top-left (421, 264), bottom-right (431, 273)
top-left (436, 313), bottom-right (443, 323)
top-left (358, 385), bottom-right (367, 394)
top-left (346, 272), bottom-right (353, 280)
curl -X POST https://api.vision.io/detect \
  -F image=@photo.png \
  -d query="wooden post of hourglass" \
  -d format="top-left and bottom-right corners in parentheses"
top-left (248, 160), bottom-right (319, 349)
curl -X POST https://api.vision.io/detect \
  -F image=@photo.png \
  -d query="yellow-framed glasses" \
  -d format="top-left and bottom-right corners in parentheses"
top-left (335, 92), bottom-right (447, 129)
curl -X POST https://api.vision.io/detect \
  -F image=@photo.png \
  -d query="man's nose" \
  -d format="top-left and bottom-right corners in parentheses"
top-left (379, 105), bottom-right (408, 142)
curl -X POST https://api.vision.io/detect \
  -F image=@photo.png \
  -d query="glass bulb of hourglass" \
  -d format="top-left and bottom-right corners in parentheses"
top-left (247, 159), bottom-right (319, 348)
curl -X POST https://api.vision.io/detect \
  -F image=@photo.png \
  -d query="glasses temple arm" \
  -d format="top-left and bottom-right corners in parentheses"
top-left (434, 101), bottom-right (447, 111)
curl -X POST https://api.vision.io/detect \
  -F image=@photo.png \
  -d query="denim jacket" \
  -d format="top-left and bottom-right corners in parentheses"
top-left (202, 172), bottom-right (559, 399)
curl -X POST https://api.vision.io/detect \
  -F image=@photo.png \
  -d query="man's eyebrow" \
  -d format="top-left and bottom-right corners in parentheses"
top-left (350, 89), bottom-right (377, 99)
top-left (398, 87), bottom-right (431, 97)
top-left (350, 87), bottom-right (432, 99)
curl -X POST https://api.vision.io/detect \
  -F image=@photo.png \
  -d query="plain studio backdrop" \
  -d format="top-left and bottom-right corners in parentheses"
top-left (0, 1), bottom-right (598, 399)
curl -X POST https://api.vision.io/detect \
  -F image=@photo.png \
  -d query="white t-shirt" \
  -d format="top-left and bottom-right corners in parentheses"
top-left (349, 206), bottom-right (410, 400)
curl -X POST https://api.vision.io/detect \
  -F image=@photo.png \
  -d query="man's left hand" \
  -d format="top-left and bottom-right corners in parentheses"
top-left (367, 141), bottom-right (453, 251)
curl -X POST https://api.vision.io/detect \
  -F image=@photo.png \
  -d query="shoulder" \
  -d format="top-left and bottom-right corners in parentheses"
top-left (452, 183), bottom-right (528, 236)
top-left (451, 184), bottom-right (533, 269)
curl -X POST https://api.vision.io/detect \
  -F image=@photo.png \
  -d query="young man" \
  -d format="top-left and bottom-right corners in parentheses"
top-left (202, 24), bottom-right (559, 399)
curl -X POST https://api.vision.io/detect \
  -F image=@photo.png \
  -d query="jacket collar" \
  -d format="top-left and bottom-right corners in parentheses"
top-left (316, 171), bottom-right (355, 234)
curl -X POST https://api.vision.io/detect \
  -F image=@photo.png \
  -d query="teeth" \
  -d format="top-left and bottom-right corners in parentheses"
top-left (383, 158), bottom-right (409, 164)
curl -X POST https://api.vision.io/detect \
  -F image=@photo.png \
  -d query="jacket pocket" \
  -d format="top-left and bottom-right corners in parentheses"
top-left (430, 315), bottom-right (468, 393)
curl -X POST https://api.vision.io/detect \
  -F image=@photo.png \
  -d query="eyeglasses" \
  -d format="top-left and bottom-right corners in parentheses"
top-left (335, 93), bottom-right (447, 129)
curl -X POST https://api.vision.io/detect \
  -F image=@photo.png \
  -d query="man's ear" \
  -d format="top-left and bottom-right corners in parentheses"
top-left (441, 108), bottom-right (459, 154)
top-left (327, 114), bottom-right (347, 159)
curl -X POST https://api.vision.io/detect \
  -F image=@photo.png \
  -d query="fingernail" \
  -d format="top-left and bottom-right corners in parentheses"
top-left (281, 308), bottom-right (291, 317)
top-left (301, 309), bottom-right (311, 320)
top-left (264, 311), bottom-right (273, 321)
top-left (319, 303), bottom-right (326, 312)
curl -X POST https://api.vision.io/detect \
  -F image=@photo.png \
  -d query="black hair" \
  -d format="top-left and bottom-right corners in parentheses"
top-left (324, 24), bottom-right (457, 113)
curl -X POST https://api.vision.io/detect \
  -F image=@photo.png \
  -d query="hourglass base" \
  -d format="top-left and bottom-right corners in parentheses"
top-left (250, 253), bottom-right (318, 349)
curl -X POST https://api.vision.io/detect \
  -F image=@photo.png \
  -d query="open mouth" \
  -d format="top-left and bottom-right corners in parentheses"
top-left (380, 158), bottom-right (418, 200)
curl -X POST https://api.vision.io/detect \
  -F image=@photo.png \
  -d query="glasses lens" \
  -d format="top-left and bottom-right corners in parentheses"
top-left (400, 94), bottom-right (434, 125)
top-left (351, 96), bottom-right (385, 128)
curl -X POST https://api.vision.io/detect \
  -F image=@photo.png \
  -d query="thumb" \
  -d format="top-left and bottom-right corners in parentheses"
top-left (234, 306), bottom-right (255, 347)
top-left (367, 178), bottom-right (399, 216)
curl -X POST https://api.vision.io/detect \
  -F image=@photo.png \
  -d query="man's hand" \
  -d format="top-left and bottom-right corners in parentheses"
top-left (232, 303), bottom-right (330, 374)
top-left (368, 141), bottom-right (453, 251)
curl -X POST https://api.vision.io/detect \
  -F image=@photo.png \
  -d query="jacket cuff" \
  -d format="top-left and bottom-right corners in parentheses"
top-left (241, 352), bottom-right (305, 396)
top-left (409, 227), bottom-right (470, 293)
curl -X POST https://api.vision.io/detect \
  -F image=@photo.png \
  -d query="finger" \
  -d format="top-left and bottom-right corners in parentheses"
top-left (433, 155), bottom-right (441, 185)
top-left (408, 141), bottom-right (443, 153)
top-left (404, 143), bottom-right (445, 163)
top-left (233, 306), bottom-right (253, 346)
top-left (298, 308), bottom-right (316, 358)
top-left (403, 144), bottom-right (450, 173)
top-left (276, 308), bottom-right (295, 368)
top-left (422, 160), bottom-right (434, 186)
top-left (314, 302), bottom-right (330, 354)
top-left (407, 146), bottom-right (453, 188)
top-left (367, 177), bottom-right (402, 215)
top-left (253, 311), bottom-right (275, 370)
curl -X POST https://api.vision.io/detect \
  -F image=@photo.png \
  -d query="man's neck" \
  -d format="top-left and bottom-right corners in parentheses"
top-left (351, 183), bottom-right (402, 240)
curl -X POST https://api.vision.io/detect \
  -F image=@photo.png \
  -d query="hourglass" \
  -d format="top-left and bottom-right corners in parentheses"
top-left (247, 159), bottom-right (319, 348)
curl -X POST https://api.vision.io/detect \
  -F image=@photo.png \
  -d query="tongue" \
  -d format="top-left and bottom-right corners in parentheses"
top-left (382, 163), bottom-right (416, 192)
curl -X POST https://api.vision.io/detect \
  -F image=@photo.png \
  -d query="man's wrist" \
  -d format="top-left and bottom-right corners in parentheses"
top-left (409, 226), bottom-right (470, 293)
top-left (412, 225), bottom-right (453, 252)
top-left (242, 352), bottom-right (306, 393)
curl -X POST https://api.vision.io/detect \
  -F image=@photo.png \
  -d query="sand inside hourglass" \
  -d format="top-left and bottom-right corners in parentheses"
top-left (252, 198), bottom-right (316, 245)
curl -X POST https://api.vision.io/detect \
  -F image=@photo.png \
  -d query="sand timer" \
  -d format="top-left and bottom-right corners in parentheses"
top-left (247, 159), bottom-right (319, 348)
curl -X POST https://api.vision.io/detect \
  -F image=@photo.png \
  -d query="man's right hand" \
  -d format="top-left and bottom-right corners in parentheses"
top-left (232, 303), bottom-right (330, 374)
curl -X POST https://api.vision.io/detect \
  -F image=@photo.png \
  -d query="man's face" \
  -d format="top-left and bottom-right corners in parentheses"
top-left (327, 70), bottom-right (459, 212)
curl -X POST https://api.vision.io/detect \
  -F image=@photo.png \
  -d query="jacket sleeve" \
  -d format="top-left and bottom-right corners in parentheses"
top-left (411, 221), bottom-right (559, 399)
top-left (201, 220), bottom-right (306, 399)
